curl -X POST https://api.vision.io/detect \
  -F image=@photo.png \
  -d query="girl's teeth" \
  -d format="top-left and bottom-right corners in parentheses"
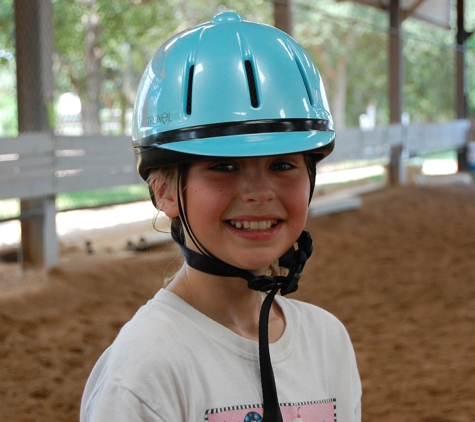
top-left (229, 220), bottom-right (275, 230)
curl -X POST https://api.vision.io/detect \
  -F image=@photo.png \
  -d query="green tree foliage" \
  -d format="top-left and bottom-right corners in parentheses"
top-left (0, 0), bottom-right (16, 136)
top-left (0, 60), bottom-right (16, 136)
top-left (468, 34), bottom-right (475, 119)
top-left (53, 0), bottom-right (182, 133)
top-left (294, 0), bottom-right (473, 127)
top-left (0, 0), bottom-right (473, 136)
top-left (0, 0), bottom-right (14, 50)
top-left (294, 0), bottom-right (388, 129)
top-left (52, 0), bottom-right (272, 133)
top-left (404, 19), bottom-right (456, 123)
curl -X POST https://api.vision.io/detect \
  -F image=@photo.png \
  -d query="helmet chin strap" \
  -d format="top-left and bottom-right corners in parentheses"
top-left (173, 164), bottom-right (314, 421)
top-left (172, 226), bottom-right (313, 422)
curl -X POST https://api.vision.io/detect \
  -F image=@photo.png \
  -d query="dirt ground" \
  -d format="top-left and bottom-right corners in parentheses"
top-left (0, 185), bottom-right (474, 422)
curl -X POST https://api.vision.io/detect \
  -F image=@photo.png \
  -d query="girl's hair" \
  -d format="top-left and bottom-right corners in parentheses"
top-left (147, 154), bottom-right (318, 285)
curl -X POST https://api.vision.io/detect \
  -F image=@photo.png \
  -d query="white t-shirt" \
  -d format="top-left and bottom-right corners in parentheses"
top-left (81, 289), bottom-right (361, 422)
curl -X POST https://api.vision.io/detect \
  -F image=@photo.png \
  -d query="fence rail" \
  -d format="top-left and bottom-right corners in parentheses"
top-left (0, 119), bottom-right (472, 268)
top-left (324, 120), bottom-right (471, 164)
top-left (0, 134), bottom-right (142, 201)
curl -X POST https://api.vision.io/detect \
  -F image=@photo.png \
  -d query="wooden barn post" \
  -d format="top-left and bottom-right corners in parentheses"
top-left (388, 0), bottom-right (405, 185)
top-left (14, 0), bottom-right (59, 268)
top-left (274, 0), bottom-right (293, 36)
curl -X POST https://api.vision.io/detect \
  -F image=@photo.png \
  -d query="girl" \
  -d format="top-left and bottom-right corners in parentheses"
top-left (81, 11), bottom-right (361, 422)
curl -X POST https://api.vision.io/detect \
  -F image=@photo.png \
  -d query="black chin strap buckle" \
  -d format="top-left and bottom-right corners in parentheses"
top-left (248, 230), bottom-right (313, 296)
top-left (247, 272), bottom-right (300, 296)
top-left (248, 276), bottom-right (279, 293)
top-left (248, 275), bottom-right (298, 296)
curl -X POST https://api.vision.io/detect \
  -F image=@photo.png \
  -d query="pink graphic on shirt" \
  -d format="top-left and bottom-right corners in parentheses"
top-left (291, 406), bottom-right (304, 422)
top-left (205, 399), bottom-right (336, 422)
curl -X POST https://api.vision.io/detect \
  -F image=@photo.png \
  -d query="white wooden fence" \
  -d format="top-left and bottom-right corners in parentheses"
top-left (324, 120), bottom-right (471, 164)
top-left (0, 134), bottom-right (141, 201)
top-left (0, 119), bottom-right (472, 268)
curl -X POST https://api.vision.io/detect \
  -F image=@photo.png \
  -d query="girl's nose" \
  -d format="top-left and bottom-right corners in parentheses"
top-left (239, 170), bottom-right (276, 203)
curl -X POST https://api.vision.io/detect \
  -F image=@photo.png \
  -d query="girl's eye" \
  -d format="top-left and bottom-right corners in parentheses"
top-left (270, 161), bottom-right (294, 171)
top-left (209, 162), bottom-right (237, 172)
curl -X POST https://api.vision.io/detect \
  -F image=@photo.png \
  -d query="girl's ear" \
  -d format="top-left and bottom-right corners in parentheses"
top-left (150, 179), bottom-right (180, 218)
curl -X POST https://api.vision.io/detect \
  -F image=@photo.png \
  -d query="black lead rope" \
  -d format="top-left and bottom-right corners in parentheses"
top-left (176, 231), bottom-right (313, 422)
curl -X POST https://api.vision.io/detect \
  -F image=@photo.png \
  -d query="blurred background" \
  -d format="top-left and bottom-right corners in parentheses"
top-left (1, 3), bottom-right (475, 421)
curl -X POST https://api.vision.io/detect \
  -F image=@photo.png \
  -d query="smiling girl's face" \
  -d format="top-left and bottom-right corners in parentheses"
top-left (163, 154), bottom-right (311, 275)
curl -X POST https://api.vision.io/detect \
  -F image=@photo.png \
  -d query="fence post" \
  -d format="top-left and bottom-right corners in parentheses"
top-left (19, 197), bottom-right (58, 267)
top-left (388, 144), bottom-right (406, 186)
top-left (14, 0), bottom-right (58, 268)
top-left (457, 145), bottom-right (469, 172)
top-left (459, 123), bottom-right (475, 171)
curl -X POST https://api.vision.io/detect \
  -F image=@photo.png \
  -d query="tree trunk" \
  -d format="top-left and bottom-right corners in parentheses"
top-left (81, 0), bottom-right (102, 135)
top-left (331, 54), bottom-right (348, 130)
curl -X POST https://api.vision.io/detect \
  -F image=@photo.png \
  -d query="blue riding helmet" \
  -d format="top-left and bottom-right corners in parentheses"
top-left (132, 10), bottom-right (335, 180)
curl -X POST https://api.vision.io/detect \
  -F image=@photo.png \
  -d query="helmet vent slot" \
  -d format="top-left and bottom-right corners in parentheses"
top-left (186, 65), bottom-right (195, 115)
top-left (294, 57), bottom-right (314, 106)
top-left (244, 60), bottom-right (259, 108)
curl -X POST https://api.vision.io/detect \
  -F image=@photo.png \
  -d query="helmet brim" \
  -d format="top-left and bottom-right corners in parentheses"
top-left (158, 130), bottom-right (335, 157)
top-left (135, 130), bottom-right (335, 180)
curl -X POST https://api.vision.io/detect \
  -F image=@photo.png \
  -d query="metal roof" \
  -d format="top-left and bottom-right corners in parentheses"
top-left (345, 0), bottom-right (451, 29)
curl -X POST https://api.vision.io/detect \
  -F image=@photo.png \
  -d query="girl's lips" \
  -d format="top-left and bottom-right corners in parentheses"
top-left (225, 219), bottom-right (283, 241)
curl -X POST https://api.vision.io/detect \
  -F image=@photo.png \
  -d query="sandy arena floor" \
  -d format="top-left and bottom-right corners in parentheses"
top-left (0, 185), bottom-right (474, 422)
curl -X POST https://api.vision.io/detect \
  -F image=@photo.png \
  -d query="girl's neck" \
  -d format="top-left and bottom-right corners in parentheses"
top-left (166, 264), bottom-right (285, 343)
